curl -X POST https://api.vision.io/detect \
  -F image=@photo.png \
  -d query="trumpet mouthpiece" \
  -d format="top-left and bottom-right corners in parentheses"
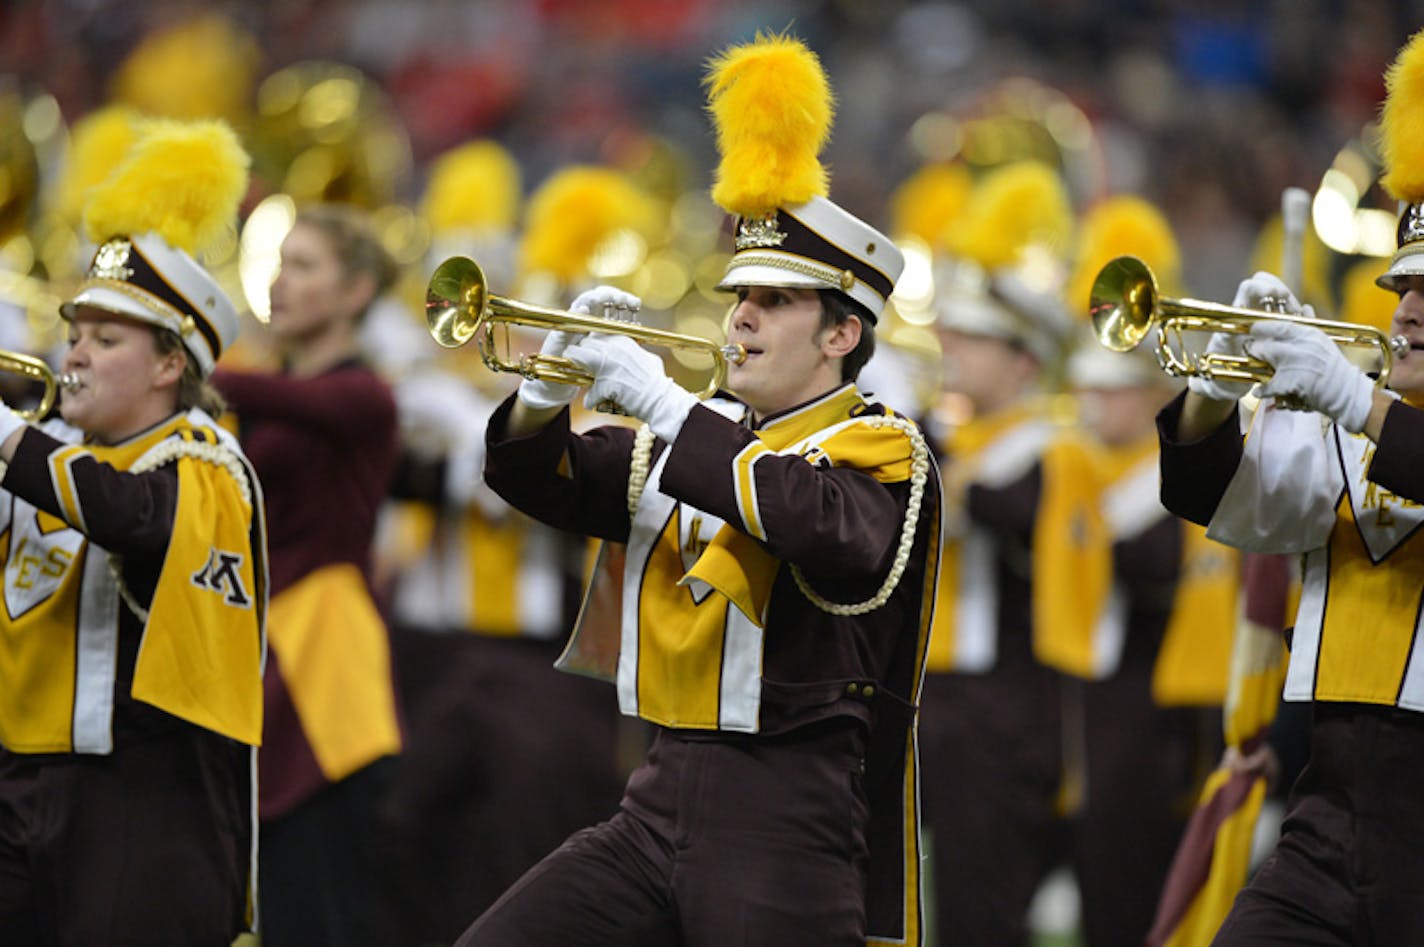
top-left (722, 343), bottom-right (748, 365)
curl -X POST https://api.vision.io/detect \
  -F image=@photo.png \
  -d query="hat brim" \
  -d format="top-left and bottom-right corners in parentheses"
top-left (1376, 245), bottom-right (1424, 291)
top-left (61, 285), bottom-right (184, 336)
top-left (716, 260), bottom-right (883, 322)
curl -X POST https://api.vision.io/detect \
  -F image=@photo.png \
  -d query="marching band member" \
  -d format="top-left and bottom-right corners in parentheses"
top-left (378, 146), bottom-right (625, 942)
top-left (1056, 195), bottom-right (1236, 947)
top-left (456, 33), bottom-right (939, 946)
top-left (1157, 29), bottom-right (1424, 944)
top-left (213, 202), bottom-right (403, 947)
top-left (0, 119), bottom-right (266, 946)
top-left (914, 159), bottom-right (1078, 946)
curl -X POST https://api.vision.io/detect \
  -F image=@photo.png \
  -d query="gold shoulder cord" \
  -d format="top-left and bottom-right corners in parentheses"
top-left (109, 437), bottom-right (253, 623)
top-left (626, 415), bottom-right (930, 616)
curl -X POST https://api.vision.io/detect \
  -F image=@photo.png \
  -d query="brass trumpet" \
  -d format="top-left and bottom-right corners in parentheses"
top-left (0, 350), bottom-right (78, 421)
top-left (426, 256), bottom-right (746, 399)
top-left (1091, 255), bottom-right (1409, 387)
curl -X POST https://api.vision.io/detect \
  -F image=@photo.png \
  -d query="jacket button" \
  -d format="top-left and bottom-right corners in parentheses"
top-left (845, 682), bottom-right (860, 696)
top-left (861, 684), bottom-right (876, 698)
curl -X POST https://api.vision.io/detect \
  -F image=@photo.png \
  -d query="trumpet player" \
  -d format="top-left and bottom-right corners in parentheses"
top-left (1156, 29), bottom-right (1424, 946)
top-left (456, 34), bottom-right (939, 946)
top-left (0, 120), bottom-right (266, 946)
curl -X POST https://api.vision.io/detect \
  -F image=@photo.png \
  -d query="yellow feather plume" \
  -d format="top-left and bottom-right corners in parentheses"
top-left (947, 160), bottom-right (1074, 270)
top-left (420, 140), bottom-right (522, 235)
top-left (890, 163), bottom-right (973, 250)
top-left (1065, 196), bottom-right (1180, 320)
top-left (1339, 256), bottom-right (1398, 333)
top-left (1380, 28), bottom-right (1424, 203)
top-left (704, 31), bottom-right (832, 217)
top-left (82, 118), bottom-right (250, 255)
top-left (110, 14), bottom-right (259, 124)
top-left (517, 166), bottom-right (657, 284)
top-left (52, 106), bottom-right (141, 226)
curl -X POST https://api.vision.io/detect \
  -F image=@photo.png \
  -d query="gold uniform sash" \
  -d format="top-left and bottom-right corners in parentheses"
top-left (267, 563), bottom-right (401, 780)
top-left (0, 413), bottom-right (265, 751)
top-left (1032, 433), bottom-right (1238, 697)
top-left (564, 387), bottom-right (918, 732)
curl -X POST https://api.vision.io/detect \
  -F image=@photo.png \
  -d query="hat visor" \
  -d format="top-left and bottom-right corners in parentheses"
top-left (716, 261), bottom-right (829, 294)
top-left (61, 284), bottom-right (183, 336)
top-left (717, 260), bottom-right (886, 323)
top-left (1376, 247), bottom-right (1424, 291)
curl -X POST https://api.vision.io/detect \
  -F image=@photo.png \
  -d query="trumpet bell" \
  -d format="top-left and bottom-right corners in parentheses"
top-left (0, 350), bottom-right (78, 422)
top-left (425, 255), bottom-right (487, 349)
top-left (1090, 255), bottom-right (1156, 353)
top-left (422, 255), bottom-right (745, 404)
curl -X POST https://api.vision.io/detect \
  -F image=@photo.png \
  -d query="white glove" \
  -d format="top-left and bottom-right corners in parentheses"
top-left (569, 285), bottom-right (642, 321)
top-left (515, 329), bottom-right (582, 410)
top-left (563, 333), bottom-right (698, 442)
top-left (515, 286), bottom-right (639, 411)
top-left (1187, 331), bottom-right (1255, 402)
top-left (1248, 320), bottom-right (1375, 433)
top-left (1233, 271), bottom-right (1312, 317)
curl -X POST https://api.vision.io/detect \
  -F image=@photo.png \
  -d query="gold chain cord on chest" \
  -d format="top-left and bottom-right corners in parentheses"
top-left (109, 437), bottom-right (252, 623)
top-left (626, 415), bottom-right (930, 615)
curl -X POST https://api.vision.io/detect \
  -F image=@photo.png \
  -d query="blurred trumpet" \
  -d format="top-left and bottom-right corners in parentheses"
top-left (426, 255), bottom-right (745, 401)
top-left (1091, 255), bottom-right (1409, 388)
top-left (0, 350), bottom-right (78, 421)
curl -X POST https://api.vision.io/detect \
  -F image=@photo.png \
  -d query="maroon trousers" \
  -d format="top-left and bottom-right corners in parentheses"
top-left (0, 722), bottom-right (251, 947)
top-left (456, 719), bottom-right (870, 947)
top-left (1212, 702), bottom-right (1424, 946)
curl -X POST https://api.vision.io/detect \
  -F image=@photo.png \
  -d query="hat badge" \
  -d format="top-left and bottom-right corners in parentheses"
top-left (735, 212), bottom-right (788, 250)
top-left (1399, 203), bottom-right (1424, 248)
top-left (91, 238), bottom-right (135, 281)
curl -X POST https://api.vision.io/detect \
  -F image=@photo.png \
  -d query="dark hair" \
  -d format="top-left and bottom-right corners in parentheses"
top-left (154, 329), bottom-right (225, 417)
top-left (294, 203), bottom-right (399, 323)
top-left (817, 289), bottom-right (877, 381)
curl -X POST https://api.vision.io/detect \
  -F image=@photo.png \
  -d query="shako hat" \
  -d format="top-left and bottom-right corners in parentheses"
top-left (62, 118), bottom-right (248, 378)
top-left (1375, 29), bottom-right (1424, 291)
top-left (705, 32), bottom-right (903, 322)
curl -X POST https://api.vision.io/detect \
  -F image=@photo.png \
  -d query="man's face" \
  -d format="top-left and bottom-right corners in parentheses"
top-left (1388, 274), bottom-right (1424, 398)
top-left (60, 307), bottom-right (178, 442)
top-left (724, 286), bottom-right (852, 419)
top-left (937, 326), bottom-right (1037, 415)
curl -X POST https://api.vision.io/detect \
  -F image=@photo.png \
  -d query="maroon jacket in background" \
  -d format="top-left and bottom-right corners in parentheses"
top-left (212, 360), bottom-right (398, 595)
top-left (212, 359), bottom-right (400, 817)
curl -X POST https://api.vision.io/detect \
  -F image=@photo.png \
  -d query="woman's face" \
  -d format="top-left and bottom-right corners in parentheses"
top-left (267, 222), bottom-right (362, 343)
top-left (60, 307), bottom-right (181, 443)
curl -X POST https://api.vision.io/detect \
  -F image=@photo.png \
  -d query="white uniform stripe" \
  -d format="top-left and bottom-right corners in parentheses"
top-left (1395, 598), bottom-right (1424, 710)
top-left (718, 606), bottom-right (763, 732)
top-left (72, 546), bottom-right (119, 753)
top-left (620, 450), bottom-right (677, 717)
top-left (1283, 546), bottom-right (1328, 702)
top-left (1103, 457), bottom-right (1163, 541)
top-left (1091, 584), bottom-right (1129, 679)
top-left (953, 527), bottom-right (997, 672)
